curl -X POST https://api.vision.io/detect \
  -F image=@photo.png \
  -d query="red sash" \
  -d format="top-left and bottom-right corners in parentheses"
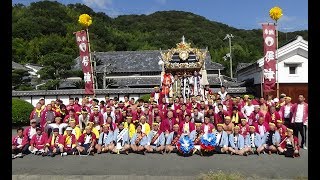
top-left (171, 133), bottom-right (181, 146)
top-left (151, 131), bottom-right (161, 144)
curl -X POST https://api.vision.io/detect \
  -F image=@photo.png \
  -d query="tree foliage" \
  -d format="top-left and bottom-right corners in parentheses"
top-left (12, 69), bottom-right (31, 90)
top-left (12, 2), bottom-right (308, 78)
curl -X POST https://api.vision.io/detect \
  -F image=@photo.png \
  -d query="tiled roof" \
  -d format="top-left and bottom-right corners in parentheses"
top-left (25, 63), bottom-right (44, 71)
top-left (12, 61), bottom-right (28, 71)
top-left (12, 87), bottom-right (248, 96)
top-left (106, 74), bottom-right (242, 88)
top-left (236, 63), bottom-right (252, 72)
top-left (74, 50), bottom-right (225, 73)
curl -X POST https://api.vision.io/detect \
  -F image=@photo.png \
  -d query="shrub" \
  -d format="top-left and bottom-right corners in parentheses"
top-left (198, 170), bottom-right (246, 180)
top-left (12, 98), bottom-right (34, 126)
top-left (137, 94), bottom-right (151, 103)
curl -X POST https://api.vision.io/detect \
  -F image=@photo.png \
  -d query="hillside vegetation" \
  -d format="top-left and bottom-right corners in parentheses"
top-left (12, 1), bottom-right (308, 89)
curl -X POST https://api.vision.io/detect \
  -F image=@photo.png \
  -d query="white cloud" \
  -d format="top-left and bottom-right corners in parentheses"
top-left (255, 15), bottom-right (307, 31)
top-left (82, 0), bottom-right (113, 9)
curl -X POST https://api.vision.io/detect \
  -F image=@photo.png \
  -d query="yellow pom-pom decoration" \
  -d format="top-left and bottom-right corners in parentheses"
top-left (269, 6), bottom-right (283, 21)
top-left (78, 14), bottom-right (92, 27)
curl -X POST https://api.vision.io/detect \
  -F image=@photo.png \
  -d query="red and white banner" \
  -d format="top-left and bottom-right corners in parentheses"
top-left (262, 24), bottom-right (277, 93)
top-left (75, 30), bottom-right (94, 95)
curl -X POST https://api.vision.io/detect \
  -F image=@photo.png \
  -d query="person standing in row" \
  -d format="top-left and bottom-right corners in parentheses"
top-left (291, 94), bottom-right (308, 149)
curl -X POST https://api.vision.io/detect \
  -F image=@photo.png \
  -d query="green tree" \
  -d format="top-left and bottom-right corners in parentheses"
top-left (12, 69), bottom-right (31, 89)
top-left (39, 53), bottom-right (74, 79)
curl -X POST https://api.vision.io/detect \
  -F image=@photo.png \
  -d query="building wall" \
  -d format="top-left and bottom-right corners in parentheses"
top-left (241, 55), bottom-right (308, 85)
top-left (254, 83), bottom-right (308, 103)
top-left (14, 93), bottom-right (146, 107)
top-left (278, 55), bottom-right (308, 83)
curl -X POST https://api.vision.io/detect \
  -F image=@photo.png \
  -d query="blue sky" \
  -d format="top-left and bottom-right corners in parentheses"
top-left (12, 0), bottom-right (308, 31)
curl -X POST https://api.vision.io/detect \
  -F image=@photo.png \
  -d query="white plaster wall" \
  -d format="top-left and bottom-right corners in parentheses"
top-left (57, 95), bottom-right (70, 105)
top-left (45, 96), bottom-right (58, 105)
top-left (278, 55), bottom-right (308, 83)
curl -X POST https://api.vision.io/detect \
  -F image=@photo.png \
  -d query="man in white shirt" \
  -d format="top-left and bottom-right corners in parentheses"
top-left (191, 108), bottom-right (204, 123)
top-left (241, 99), bottom-right (254, 119)
top-left (214, 98), bottom-right (227, 114)
top-left (217, 86), bottom-right (228, 102)
top-left (291, 94), bottom-right (308, 149)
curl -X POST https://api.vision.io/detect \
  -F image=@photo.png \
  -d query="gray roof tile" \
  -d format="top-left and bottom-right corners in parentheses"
top-left (12, 87), bottom-right (248, 96)
top-left (12, 61), bottom-right (28, 71)
top-left (74, 50), bottom-right (224, 73)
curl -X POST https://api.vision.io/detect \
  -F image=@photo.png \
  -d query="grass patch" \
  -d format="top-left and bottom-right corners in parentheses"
top-left (198, 170), bottom-right (247, 180)
top-left (198, 170), bottom-right (308, 180)
top-left (294, 177), bottom-right (308, 180)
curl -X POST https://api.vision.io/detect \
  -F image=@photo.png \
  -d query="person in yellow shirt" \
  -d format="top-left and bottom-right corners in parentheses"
top-left (139, 116), bottom-right (150, 135)
top-left (83, 122), bottom-right (100, 138)
top-left (124, 116), bottom-right (136, 139)
top-left (61, 127), bottom-right (77, 156)
top-left (64, 119), bottom-right (81, 140)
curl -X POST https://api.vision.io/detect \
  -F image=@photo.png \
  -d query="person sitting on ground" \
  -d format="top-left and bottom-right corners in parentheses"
top-left (77, 126), bottom-right (97, 155)
top-left (112, 122), bottom-right (130, 155)
top-left (131, 124), bottom-right (148, 155)
top-left (165, 124), bottom-right (182, 154)
top-left (244, 126), bottom-right (264, 155)
top-left (278, 128), bottom-right (300, 158)
top-left (145, 122), bottom-right (165, 154)
top-left (43, 128), bottom-right (64, 157)
top-left (29, 127), bottom-right (48, 155)
top-left (262, 123), bottom-right (281, 155)
top-left (64, 119), bottom-right (81, 140)
top-left (61, 127), bottom-right (77, 156)
top-left (228, 125), bottom-right (248, 156)
top-left (83, 122), bottom-right (100, 138)
top-left (276, 119), bottom-right (287, 140)
top-left (190, 123), bottom-right (204, 155)
top-left (95, 124), bottom-right (114, 154)
top-left (124, 116), bottom-right (136, 139)
top-left (213, 124), bottom-right (229, 154)
top-left (12, 127), bottom-right (29, 159)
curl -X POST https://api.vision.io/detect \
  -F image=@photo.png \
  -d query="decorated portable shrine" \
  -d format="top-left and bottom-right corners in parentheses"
top-left (159, 36), bottom-right (210, 101)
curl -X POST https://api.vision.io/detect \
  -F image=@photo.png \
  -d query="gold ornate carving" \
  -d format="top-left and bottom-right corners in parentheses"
top-left (160, 36), bottom-right (207, 71)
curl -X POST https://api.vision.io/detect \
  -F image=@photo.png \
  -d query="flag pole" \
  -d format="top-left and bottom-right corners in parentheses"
top-left (86, 28), bottom-right (96, 97)
top-left (275, 21), bottom-right (279, 98)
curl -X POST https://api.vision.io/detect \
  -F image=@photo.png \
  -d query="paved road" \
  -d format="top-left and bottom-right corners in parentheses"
top-left (12, 127), bottom-right (308, 179)
top-left (13, 149), bottom-right (308, 179)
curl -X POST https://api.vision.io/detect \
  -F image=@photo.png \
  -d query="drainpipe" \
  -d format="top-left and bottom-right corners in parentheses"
top-left (218, 69), bottom-right (222, 86)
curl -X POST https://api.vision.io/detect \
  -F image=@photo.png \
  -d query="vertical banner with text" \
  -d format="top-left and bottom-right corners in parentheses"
top-left (262, 24), bottom-right (277, 93)
top-left (75, 30), bottom-right (94, 95)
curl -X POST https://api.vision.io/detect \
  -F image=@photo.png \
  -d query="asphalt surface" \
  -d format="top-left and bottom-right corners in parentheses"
top-left (12, 149), bottom-right (308, 179)
top-left (12, 128), bottom-right (308, 179)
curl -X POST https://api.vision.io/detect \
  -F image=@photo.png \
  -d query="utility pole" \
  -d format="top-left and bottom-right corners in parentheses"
top-left (103, 64), bottom-right (106, 89)
top-left (223, 34), bottom-right (234, 79)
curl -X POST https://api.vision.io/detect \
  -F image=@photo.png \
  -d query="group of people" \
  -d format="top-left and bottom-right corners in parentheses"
top-left (161, 71), bottom-right (209, 102)
top-left (12, 86), bottom-right (308, 159)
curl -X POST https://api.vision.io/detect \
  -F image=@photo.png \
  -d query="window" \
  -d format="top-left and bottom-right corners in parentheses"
top-left (289, 66), bottom-right (297, 74)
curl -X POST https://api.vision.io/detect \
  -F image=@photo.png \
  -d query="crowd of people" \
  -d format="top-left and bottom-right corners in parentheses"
top-left (12, 86), bottom-right (308, 159)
